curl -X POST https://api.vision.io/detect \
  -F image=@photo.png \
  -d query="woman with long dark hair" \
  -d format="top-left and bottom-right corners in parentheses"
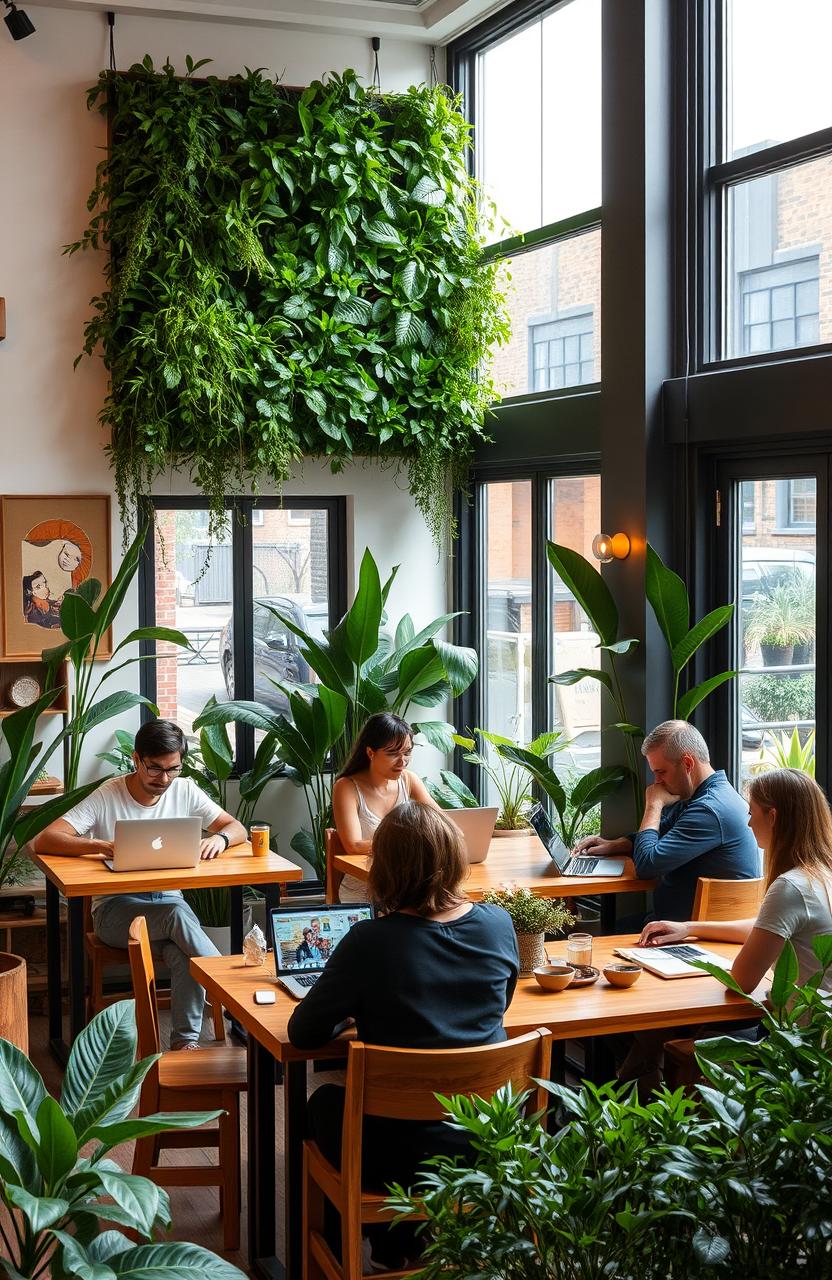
top-left (641, 768), bottom-right (832, 992)
top-left (331, 712), bottom-right (437, 902)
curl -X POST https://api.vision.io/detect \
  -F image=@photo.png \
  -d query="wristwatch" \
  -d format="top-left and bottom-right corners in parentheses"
top-left (216, 831), bottom-right (230, 850)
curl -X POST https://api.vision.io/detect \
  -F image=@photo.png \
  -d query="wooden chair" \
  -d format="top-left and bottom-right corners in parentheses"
top-left (325, 827), bottom-right (347, 903)
top-left (664, 875), bottom-right (766, 1088)
top-left (127, 916), bottom-right (247, 1250)
top-left (304, 1028), bottom-right (552, 1280)
top-left (691, 876), bottom-right (765, 921)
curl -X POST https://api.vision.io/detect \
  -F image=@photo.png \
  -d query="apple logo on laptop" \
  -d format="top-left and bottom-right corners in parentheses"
top-left (151, 836), bottom-right (164, 850)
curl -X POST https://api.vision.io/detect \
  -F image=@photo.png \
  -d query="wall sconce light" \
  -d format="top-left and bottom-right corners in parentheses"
top-left (3, 0), bottom-right (35, 39)
top-left (592, 532), bottom-right (631, 564)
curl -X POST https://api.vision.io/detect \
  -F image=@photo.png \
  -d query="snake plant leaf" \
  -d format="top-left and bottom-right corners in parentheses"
top-left (546, 542), bottom-right (618, 646)
top-left (646, 542), bottom-right (690, 651)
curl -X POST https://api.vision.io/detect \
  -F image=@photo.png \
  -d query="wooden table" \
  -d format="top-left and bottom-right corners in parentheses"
top-left (192, 936), bottom-right (762, 1280)
top-left (29, 842), bottom-right (302, 1062)
top-left (333, 834), bottom-right (657, 931)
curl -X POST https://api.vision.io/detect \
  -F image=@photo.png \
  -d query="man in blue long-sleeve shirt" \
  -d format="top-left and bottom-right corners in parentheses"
top-left (574, 719), bottom-right (761, 919)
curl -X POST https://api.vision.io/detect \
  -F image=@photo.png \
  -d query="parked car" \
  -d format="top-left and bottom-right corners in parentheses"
top-left (219, 596), bottom-right (329, 713)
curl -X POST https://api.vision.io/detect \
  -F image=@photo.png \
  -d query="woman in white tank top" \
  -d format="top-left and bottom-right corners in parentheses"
top-left (332, 712), bottom-right (439, 903)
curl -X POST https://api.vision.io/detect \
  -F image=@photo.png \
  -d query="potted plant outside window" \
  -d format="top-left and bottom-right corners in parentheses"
top-left (482, 887), bottom-right (575, 975)
top-left (745, 580), bottom-right (814, 667)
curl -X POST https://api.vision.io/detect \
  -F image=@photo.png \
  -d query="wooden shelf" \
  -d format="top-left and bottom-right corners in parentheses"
top-left (0, 658), bottom-right (69, 717)
top-left (0, 708), bottom-right (65, 718)
top-left (27, 776), bottom-right (63, 796)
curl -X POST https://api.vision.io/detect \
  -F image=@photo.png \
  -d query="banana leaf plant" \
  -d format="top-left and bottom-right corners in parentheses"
top-left (42, 524), bottom-right (193, 791)
top-left (195, 684), bottom-right (348, 881)
top-left (547, 540), bottom-right (736, 823)
top-left (495, 744), bottom-right (628, 848)
top-left (0, 1000), bottom-right (246, 1280)
top-left (0, 689), bottom-right (104, 890)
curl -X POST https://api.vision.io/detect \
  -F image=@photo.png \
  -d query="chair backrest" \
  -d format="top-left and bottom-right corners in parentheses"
top-left (692, 876), bottom-right (766, 921)
top-left (127, 916), bottom-right (162, 1059)
top-left (339, 1030), bottom-right (551, 1192)
top-left (325, 827), bottom-right (347, 903)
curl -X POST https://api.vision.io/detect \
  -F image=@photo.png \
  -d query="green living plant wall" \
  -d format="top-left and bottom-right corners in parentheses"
top-left (67, 58), bottom-right (509, 546)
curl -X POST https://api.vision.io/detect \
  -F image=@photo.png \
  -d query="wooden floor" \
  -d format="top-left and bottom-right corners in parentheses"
top-left (27, 1007), bottom-right (345, 1276)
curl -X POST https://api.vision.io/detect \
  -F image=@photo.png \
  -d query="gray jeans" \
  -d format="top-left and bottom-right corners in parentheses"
top-left (93, 892), bottom-right (220, 1048)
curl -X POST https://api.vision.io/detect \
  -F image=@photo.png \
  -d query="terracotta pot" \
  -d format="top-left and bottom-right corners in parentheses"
top-left (492, 826), bottom-right (534, 838)
top-left (516, 931), bottom-right (546, 976)
top-left (0, 953), bottom-right (28, 1054)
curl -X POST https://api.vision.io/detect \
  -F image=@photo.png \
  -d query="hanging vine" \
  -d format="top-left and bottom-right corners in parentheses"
top-left (66, 57), bottom-right (509, 545)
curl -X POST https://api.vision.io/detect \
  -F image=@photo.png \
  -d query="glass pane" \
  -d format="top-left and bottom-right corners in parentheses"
top-left (477, 0), bottom-right (601, 236)
top-left (725, 156), bottom-right (831, 359)
top-left (153, 508), bottom-right (233, 747)
top-left (737, 478), bottom-right (816, 790)
top-left (483, 482), bottom-right (532, 805)
top-left (251, 508), bottom-right (331, 745)
top-left (549, 475), bottom-right (602, 781)
top-left (726, 0), bottom-right (832, 159)
top-left (490, 229), bottom-right (601, 398)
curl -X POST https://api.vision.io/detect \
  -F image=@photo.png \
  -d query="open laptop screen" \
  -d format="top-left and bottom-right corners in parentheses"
top-left (270, 903), bottom-right (374, 975)
top-left (528, 804), bottom-right (571, 873)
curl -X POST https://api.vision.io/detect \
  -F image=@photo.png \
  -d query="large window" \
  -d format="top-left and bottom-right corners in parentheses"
top-left (141, 498), bottom-right (346, 771)
top-left (702, 0), bottom-right (832, 364)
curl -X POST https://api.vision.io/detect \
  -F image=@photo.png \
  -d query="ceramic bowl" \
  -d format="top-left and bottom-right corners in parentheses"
top-left (603, 962), bottom-right (643, 988)
top-left (533, 963), bottom-right (576, 992)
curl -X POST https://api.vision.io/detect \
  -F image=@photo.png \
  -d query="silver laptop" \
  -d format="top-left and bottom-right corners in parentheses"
top-left (271, 903), bottom-right (374, 999)
top-left (105, 818), bottom-right (202, 872)
top-left (444, 806), bottom-right (499, 863)
top-left (614, 943), bottom-right (727, 979)
top-left (528, 803), bottom-right (625, 877)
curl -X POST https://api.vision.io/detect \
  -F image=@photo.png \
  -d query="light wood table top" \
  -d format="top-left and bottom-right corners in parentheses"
top-left (333, 833), bottom-right (656, 900)
top-left (28, 841), bottom-right (303, 897)
top-left (192, 935), bottom-right (763, 1062)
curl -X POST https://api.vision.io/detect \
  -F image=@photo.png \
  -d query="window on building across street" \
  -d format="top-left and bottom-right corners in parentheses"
top-left (140, 498), bottom-right (346, 771)
top-left (776, 478), bottom-right (817, 531)
top-left (530, 310), bottom-right (594, 391)
top-left (453, 0), bottom-right (602, 403)
top-left (741, 481), bottom-right (756, 532)
top-left (703, 0), bottom-right (832, 363)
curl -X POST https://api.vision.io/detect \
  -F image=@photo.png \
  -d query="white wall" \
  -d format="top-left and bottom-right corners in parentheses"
top-left (0, 10), bottom-right (450, 873)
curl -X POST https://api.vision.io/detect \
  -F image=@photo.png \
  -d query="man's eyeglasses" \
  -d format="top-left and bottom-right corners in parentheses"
top-left (141, 760), bottom-right (183, 779)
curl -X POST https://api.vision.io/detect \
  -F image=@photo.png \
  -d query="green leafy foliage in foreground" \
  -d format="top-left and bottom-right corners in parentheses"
top-left (0, 1001), bottom-right (246, 1280)
top-left (66, 58), bottom-right (509, 546)
top-left (391, 937), bottom-right (832, 1279)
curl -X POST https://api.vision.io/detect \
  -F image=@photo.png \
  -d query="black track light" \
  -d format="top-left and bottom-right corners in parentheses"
top-left (3, 0), bottom-right (36, 40)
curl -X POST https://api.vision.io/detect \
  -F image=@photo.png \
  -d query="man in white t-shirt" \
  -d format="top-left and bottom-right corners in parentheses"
top-left (33, 719), bottom-right (246, 1050)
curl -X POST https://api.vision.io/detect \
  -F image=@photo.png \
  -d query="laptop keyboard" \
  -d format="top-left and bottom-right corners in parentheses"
top-left (569, 857), bottom-right (599, 875)
top-left (295, 974), bottom-right (320, 988)
top-left (662, 944), bottom-right (705, 961)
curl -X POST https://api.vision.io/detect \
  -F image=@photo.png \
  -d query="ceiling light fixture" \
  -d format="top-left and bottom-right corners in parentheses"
top-left (3, 0), bottom-right (35, 39)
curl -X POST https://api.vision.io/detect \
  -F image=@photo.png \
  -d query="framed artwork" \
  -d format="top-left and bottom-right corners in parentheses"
top-left (1, 495), bottom-right (112, 659)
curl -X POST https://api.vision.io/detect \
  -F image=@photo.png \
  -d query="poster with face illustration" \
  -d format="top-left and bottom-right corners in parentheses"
top-left (1, 496), bottom-right (112, 658)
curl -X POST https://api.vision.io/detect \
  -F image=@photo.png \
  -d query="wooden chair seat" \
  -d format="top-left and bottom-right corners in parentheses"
top-left (663, 1037), bottom-right (701, 1091)
top-left (128, 915), bottom-right (246, 1250)
top-left (304, 1029), bottom-right (553, 1280)
top-left (158, 1044), bottom-right (247, 1091)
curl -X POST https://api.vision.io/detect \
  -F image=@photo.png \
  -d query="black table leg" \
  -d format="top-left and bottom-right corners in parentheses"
top-left (600, 895), bottom-right (616, 935)
top-left (248, 1036), bottom-right (281, 1278)
top-left (230, 885), bottom-right (244, 954)
top-left (283, 1060), bottom-right (307, 1280)
top-left (264, 883), bottom-right (281, 952)
top-left (68, 897), bottom-right (86, 1046)
top-left (46, 879), bottom-right (65, 1060)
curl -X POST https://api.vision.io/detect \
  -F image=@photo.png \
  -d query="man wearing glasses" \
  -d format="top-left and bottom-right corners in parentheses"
top-left (34, 719), bottom-right (246, 1050)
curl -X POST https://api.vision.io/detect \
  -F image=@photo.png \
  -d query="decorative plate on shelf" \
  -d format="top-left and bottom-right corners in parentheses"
top-left (7, 675), bottom-right (41, 708)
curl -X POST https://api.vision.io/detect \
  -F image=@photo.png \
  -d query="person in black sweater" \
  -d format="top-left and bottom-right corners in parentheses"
top-left (288, 800), bottom-right (519, 1207)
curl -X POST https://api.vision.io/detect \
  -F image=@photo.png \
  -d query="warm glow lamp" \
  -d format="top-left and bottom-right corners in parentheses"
top-left (592, 532), bottom-right (631, 563)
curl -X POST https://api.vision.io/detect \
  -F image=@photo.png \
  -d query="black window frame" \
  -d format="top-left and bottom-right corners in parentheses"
top-left (692, 0), bottom-right (832, 370)
top-left (139, 495), bottom-right (348, 775)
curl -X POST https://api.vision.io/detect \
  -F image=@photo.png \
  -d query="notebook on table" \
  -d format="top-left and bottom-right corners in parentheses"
top-left (613, 942), bottom-right (728, 979)
top-left (270, 902), bottom-right (374, 999)
top-left (105, 818), bottom-right (202, 872)
top-left (528, 803), bottom-right (626, 877)
top-left (444, 807), bottom-right (499, 863)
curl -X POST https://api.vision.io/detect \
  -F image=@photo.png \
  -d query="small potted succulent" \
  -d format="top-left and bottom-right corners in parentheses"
top-left (482, 886), bottom-right (575, 975)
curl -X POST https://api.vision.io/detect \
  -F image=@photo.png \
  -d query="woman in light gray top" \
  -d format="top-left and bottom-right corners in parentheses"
top-left (331, 712), bottom-right (437, 902)
top-left (641, 768), bottom-right (832, 992)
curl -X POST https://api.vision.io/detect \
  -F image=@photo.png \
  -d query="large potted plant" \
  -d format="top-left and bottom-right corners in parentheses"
top-left (0, 1000), bottom-right (246, 1280)
top-left (481, 887), bottom-right (575, 975)
top-left (744, 580), bottom-right (814, 667)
